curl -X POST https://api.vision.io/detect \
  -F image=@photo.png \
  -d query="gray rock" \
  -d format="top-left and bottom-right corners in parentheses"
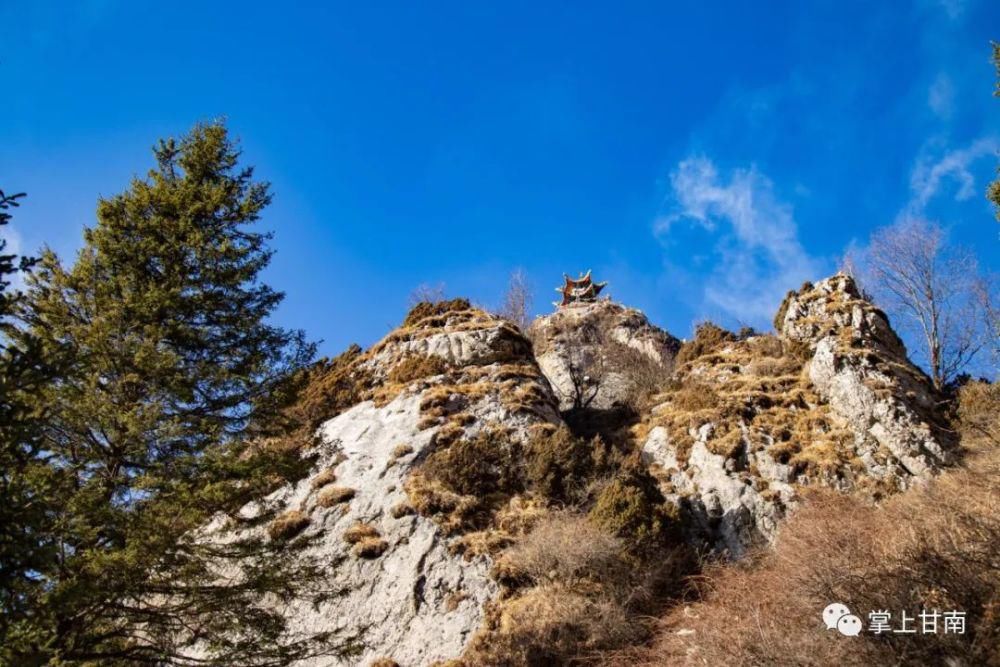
top-left (529, 300), bottom-right (681, 411)
top-left (641, 273), bottom-right (952, 556)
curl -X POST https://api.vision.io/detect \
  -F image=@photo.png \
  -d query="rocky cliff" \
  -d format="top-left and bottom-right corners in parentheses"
top-left (637, 274), bottom-right (952, 555)
top-left (206, 276), bottom-right (954, 665)
top-left (528, 299), bottom-right (681, 412)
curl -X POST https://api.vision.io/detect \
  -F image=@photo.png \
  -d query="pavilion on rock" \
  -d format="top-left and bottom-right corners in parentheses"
top-left (554, 270), bottom-right (608, 307)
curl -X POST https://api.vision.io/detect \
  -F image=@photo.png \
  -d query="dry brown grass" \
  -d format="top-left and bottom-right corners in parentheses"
top-left (958, 381), bottom-right (1000, 448)
top-left (367, 659), bottom-right (399, 667)
top-left (343, 523), bottom-right (388, 559)
top-left (401, 298), bottom-right (473, 328)
top-left (267, 509), bottom-right (310, 541)
top-left (387, 353), bottom-right (448, 384)
top-left (353, 536), bottom-right (389, 559)
top-left (420, 428), bottom-right (520, 499)
top-left (343, 522), bottom-right (380, 544)
top-left (641, 326), bottom-right (862, 479)
top-left (675, 323), bottom-right (735, 368)
top-left (611, 386), bottom-right (1000, 667)
top-left (464, 585), bottom-right (643, 666)
top-left (445, 590), bottom-right (470, 612)
top-left (309, 467), bottom-right (337, 489)
top-left (272, 345), bottom-right (372, 452)
top-left (389, 501), bottom-right (415, 519)
top-left (317, 485), bottom-right (356, 507)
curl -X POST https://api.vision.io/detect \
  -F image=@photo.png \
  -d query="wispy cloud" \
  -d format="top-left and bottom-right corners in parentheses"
top-left (904, 137), bottom-right (998, 218)
top-left (655, 156), bottom-right (823, 326)
top-left (927, 73), bottom-right (955, 120)
top-left (933, 0), bottom-right (969, 20)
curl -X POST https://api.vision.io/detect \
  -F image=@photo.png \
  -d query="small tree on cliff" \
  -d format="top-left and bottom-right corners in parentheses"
top-left (4, 123), bottom-right (334, 665)
top-left (989, 42), bottom-right (1000, 224)
top-left (498, 268), bottom-right (533, 331)
top-left (863, 218), bottom-right (989, 390)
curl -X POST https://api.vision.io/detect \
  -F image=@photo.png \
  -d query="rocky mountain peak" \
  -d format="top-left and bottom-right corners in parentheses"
top-left (528, 299), bottom-right (681, 413)
top-left (639, 273), bottom-right (953, 555)
top-left (202, 273), bottom-right (958, 665)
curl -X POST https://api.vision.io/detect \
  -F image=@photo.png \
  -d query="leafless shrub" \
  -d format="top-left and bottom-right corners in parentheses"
top-left (497, 268), bottom-right (534, 331)
top-left (602, 341), bottom-right (672, 410)
top-left (675, 322), bottom-right (735, 368)
top-left (858, 219), bottom-right (991, 389)
top-left (496, 512), bottom-right (630, 590)
top-left (408, 281), bottom-right (447, 307)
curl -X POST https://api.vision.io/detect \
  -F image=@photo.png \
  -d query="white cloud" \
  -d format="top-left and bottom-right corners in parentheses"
top-left (905, 137), bottom-right (998, 217)
top-left (655, 156), bottom-right (823, 326)
top-left (927, 73), bottom-right (954, 120)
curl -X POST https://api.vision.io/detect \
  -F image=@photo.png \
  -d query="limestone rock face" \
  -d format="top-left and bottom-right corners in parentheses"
top-left (639, 274), bottom-right (952, 556)
top-left (528, 300), bottom-right (681, 412)
top-left (780, 274), bottom-right (950, 477)
top-left (194, 278), bottom-right (957, 662)
top-left (207, 303), bottom-right (563, 666)
top-left (276, 394), bottom-right (498, 667)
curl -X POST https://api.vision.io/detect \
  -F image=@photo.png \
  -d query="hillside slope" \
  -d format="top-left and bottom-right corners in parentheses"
top-left (201, 275), bottom-right (958, 666)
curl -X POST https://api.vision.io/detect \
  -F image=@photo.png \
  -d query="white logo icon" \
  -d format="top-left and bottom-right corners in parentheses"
top-left (822, 602), bottom-right (851, 630)
top-left (823, 603), bottom-right (860, 636)
top-left (837, 614), bottom-right (863, 636)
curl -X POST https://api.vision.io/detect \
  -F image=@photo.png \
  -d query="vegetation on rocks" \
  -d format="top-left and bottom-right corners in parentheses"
top-left (617, 382), bottom-right (1000, 667)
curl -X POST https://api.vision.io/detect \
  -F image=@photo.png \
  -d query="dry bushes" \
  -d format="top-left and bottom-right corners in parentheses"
top-left (617, 396), bottom-right (1000, 666)
top-left (958, 381), bottom-right (1000, 448)
top-left (466, 585), bottom-right (642, 666)
top-left (406, 428), bottom-right (522, 533)
top-left (495, 513), bottom-right (630, 590)
top-left (643, 327), bottom-right (859, 479)
top-left (420, 428), bottom-right (520, 498)
top-left (402, 298), bottom-right (472, 328)
top-left (525, 425), bottom-right (611, 503)
top-left (268, 510), bottom-right (310, 541)
top-left (602, 341), bottom-right (673, 410)
top-left (675, 323), bottom-right (735, 368)
top-left (589, 467), bottom-right (677, 546)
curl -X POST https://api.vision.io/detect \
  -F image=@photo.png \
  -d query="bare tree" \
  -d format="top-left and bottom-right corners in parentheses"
top-left (862, 219), bottom-right (989, 390)
top-left (975, 274), bottom-right (1000, 370)
top-left (561, 333), bottom-right (607, 411)
top-left (497, 268), bottom-right (533, 330)
top-left (408, 281), bottom-right (447, 306)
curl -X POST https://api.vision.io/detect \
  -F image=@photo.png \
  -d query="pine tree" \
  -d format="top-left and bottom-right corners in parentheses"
top-left (0, 189), bottom-right (61, 655)
top-left (5, 124), bottom-right (335, 665)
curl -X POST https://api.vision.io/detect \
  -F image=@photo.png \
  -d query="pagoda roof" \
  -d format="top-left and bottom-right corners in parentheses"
top-left (554, 269), bottom-right (608, 306)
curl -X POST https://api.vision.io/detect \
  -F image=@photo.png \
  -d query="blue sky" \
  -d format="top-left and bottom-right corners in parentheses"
top-left (1, 1), bottom-right (998, 358)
